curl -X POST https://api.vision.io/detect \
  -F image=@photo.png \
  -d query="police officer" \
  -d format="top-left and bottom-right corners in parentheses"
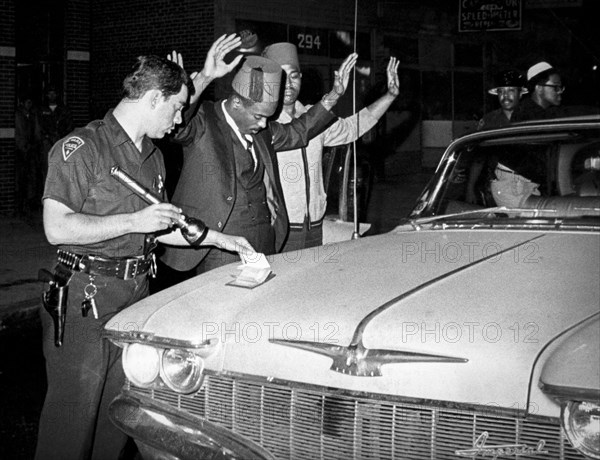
top-left (477, 69), bottom-right (528, 131)
top-left (36, 35), bottom-right (253, 459)
top-left (466, 70), bottom-right (528, 204)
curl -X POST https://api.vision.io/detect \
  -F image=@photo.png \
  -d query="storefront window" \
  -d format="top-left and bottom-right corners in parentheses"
top-left (454, 71), bottom-right (484, 120)
top-left (455, 43), bottom-right (483, 67)
top-left (383, 36), bottom-right (418, 65)
top-left (422, 71), bottom-right (451, 120)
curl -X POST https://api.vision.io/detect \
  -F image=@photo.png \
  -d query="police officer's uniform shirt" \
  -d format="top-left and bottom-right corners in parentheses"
top-left (477, 108), bottom-right (511, 131)
top-left (44, 110), bottom-right (166, 258)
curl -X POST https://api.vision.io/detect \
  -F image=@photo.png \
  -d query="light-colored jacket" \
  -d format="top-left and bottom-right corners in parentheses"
top-left (276, 101), bottom-right (378, 225)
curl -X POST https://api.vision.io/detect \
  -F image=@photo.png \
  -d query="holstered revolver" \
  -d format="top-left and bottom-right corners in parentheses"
top-left (39, 266), bottom-right (71, 347)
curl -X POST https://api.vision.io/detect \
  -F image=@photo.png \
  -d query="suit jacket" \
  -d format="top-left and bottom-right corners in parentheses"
top-left (162, 99), bottom-right (335, 271)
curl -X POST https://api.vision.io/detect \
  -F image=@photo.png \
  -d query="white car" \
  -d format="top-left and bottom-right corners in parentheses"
top-left (105, 116), bottom-right (600, 460)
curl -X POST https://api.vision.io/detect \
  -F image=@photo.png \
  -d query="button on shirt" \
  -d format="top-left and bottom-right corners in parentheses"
top-left (43, 110), bottom-right (166, 258)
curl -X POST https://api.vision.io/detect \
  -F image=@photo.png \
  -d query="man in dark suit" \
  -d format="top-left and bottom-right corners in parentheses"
top-left (161, 39), bottom-right (357, 276)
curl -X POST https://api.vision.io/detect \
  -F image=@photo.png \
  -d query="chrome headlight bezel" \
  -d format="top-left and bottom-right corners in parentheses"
top-left (109, 330), bottom-right (219, 395)
top-left (160, 348), bottom-right (205, 394)
top-left (122, 343), bottom-right (161, 389)
top-left (122, 343), bottom-right (206, 395)
top-left (561, 400), bottom-right (600, 460)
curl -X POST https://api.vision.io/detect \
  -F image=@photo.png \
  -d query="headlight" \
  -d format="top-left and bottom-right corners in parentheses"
top-left (122, 343), bottom-right (161, 388)
top-left (160, 348), bottom-right (204, 394)
top-left (562, 400), bottom-right (600, 459)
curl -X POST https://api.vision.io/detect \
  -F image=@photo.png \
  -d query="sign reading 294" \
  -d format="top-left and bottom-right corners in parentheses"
top-left (290, 26), bottom-right (328, 56)
top-left (298, 33), bottom-right (321, 50)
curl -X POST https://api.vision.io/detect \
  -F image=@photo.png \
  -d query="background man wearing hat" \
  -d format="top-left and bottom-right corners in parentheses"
top-left (477, 70), bottom-right (527, 131)
top-left (467, 69), bottom-right (528, 203)
top-left (511, 61), bottom-right (563, 122)
top-left (160, 44), bottom-right (357, 276)
top-left (262, 42), bottom-right (400, 251)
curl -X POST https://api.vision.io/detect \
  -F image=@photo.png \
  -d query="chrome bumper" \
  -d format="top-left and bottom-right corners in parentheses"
top-left (109, 390), bottom-right (276, 460)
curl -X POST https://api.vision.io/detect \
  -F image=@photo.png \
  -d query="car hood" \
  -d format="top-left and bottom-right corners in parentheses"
top-left (107, 229), bottom-right (599, 412)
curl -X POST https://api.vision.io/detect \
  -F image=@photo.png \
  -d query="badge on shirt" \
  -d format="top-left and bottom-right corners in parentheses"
top-left (62, 137), bottom-right (84, 161)
top-left (154, 174), bottom-right (164, 195)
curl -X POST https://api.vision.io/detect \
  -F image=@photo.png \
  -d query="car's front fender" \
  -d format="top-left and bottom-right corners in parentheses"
top-left (539, 314), bottom-right (600, 400)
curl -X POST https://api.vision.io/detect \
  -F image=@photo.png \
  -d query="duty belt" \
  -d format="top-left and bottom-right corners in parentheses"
top-left (57, 250), bottom-right (155, 280)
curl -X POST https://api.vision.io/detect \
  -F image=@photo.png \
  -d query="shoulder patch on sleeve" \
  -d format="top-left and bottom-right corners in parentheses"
top-left (62, 137), bottom-right (85, 161)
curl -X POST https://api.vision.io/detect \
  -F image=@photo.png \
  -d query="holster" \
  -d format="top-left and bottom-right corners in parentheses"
top-left (39, 265), bottom-right (72, 347)
top-left (144, 234), bottom-right (158, 255)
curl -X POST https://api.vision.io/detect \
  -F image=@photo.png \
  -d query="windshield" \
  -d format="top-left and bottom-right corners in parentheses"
top-left (412, 126), bottom-right (600, 222)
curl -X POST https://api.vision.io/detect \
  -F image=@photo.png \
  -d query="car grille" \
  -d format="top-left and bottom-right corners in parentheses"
top-left (132, 373), bottom-right (584, 460)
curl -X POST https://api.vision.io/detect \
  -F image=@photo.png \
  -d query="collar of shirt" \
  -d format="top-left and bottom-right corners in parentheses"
top-left (104, 109), bottom-right (156, 161)
top-left (277, 100), bottom-right (309, 123)
top-left (221, 100), bottom-right (250, 147)
top-left (221, 100), bottom-right (257, 168)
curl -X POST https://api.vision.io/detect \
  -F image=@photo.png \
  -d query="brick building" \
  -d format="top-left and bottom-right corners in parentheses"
top-left (1, 0), bottom-right (598, 215)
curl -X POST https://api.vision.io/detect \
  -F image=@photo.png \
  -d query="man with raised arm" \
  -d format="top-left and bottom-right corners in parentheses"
top-left (263, 43), bottom-right (399, 250)
top-left (161, 45), bottom-right (357, 275)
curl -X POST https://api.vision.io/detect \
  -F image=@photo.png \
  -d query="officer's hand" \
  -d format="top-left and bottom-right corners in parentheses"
top-left (132, 204), bottom-right (182, 233)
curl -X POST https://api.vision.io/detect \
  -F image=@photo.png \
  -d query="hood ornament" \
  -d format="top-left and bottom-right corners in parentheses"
top-left (269, 338), bottom-right (467, 376)
top-left (271, 235), bottom-right (544, 376)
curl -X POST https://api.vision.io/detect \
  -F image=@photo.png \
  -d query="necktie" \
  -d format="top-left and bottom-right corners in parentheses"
top-left (245, 135), bottom-right (256, 170)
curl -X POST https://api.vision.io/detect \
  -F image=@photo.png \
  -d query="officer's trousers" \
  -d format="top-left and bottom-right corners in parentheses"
top-left (35, 270), bottom-right (149, 460)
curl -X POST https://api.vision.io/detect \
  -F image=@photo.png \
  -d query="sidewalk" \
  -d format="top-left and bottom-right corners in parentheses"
top-left (0, 212), bottom-right (56, 325)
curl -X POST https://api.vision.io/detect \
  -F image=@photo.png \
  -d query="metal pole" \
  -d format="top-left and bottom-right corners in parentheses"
top-left (351, 0), bottom-right (360, 240)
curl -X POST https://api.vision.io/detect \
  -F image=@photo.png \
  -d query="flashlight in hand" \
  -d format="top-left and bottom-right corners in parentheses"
top-left (110, 165), bottom-right (209, 246)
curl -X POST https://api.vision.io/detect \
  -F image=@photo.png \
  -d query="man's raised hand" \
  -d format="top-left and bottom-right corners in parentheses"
top-left (386, 57), bottom-right (400, 97)
top-left (332, 52), bottom-right (358, 97)
top-left (201, 33), bottom-right (243, 80)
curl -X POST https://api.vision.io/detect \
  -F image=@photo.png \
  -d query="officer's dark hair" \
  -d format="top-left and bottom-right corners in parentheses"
top-left (122, 55), bottom-right (193, 100)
